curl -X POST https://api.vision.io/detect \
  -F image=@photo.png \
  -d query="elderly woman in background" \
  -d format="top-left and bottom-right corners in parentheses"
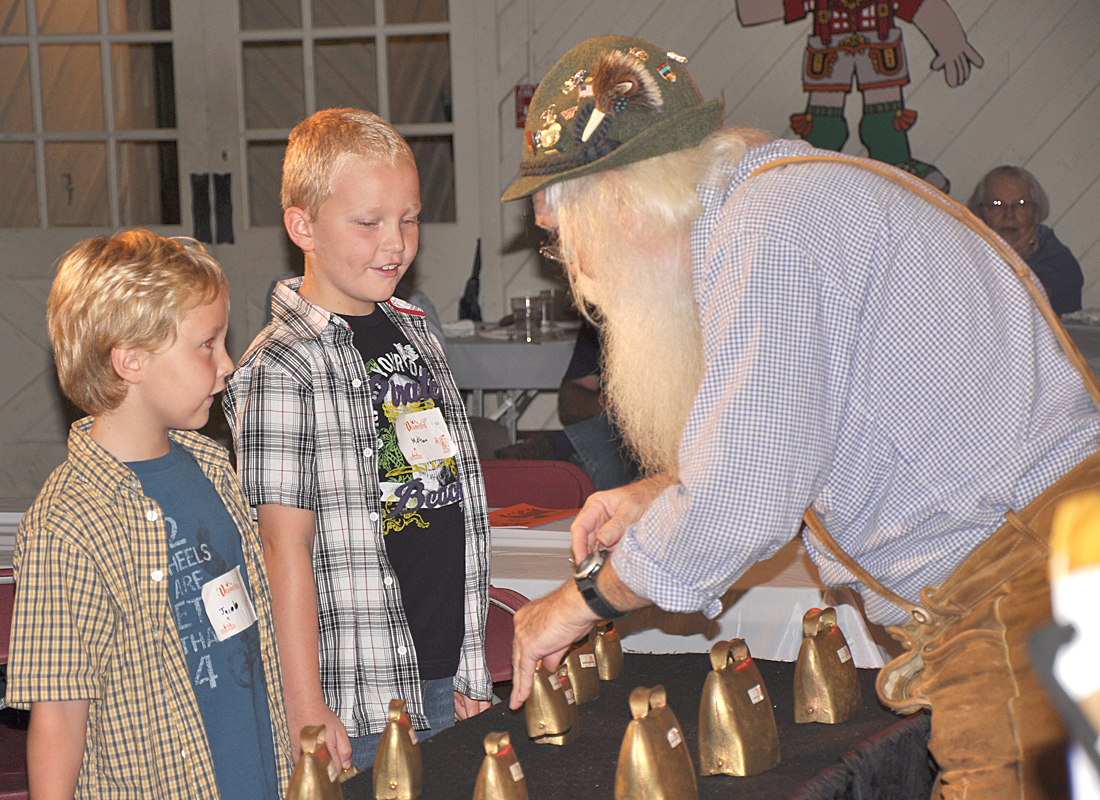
top-left (969, 166), bottom-right (1084, 315)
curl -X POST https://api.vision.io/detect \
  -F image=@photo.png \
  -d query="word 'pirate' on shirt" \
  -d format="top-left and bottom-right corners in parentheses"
top-left (342, 309), bottom-right (465, 681)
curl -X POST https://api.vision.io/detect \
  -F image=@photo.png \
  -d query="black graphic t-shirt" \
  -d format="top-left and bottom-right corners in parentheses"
top-left (341, 309), bottom-right (465, 680)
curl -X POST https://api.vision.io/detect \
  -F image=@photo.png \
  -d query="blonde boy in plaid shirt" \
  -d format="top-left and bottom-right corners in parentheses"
top-left (7, 230), bottom-right (291, 799)
top-left (225, 108), bottom-right (493, 772)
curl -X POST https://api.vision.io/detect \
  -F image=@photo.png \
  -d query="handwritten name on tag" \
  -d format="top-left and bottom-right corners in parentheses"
top-left (395, 407), bottom-right (454, 465)
top-left (201, 565), bottom-right (257, 642)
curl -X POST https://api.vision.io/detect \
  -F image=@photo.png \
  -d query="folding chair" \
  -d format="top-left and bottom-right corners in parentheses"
top-left (479, 459), bottom-right (595, 509)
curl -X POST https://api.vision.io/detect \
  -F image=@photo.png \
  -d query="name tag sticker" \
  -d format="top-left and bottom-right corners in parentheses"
top-left (395, 407), bottom-right (455, 465)
top-left (201, 565), bottom-right (258, 642)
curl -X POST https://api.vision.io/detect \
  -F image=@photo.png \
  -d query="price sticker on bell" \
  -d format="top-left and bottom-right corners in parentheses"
top-left (666, 727), bottom-right (683, 748)
top-left (837, 645), bottom-right (852, 663)
top-left (510, 763), bottom-right (524, 782)
top-left (579, 653), bottom-right (597, 668)
top-left (747, 684), bottom-right (764, 705)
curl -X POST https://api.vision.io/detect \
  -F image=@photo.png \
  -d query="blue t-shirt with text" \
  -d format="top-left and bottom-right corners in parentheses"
top-left (129, 443), bottom-right (279, 800)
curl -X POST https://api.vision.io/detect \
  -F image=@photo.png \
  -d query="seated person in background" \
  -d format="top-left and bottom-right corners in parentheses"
top-left (968, 165), bottom-right (1084, 315)
top-left (497, 318), bottom-right (640, 491)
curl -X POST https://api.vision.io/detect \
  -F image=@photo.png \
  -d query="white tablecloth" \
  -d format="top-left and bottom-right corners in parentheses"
top-left (491, 520), bottom-right (889, 668)
top-left (445, 327), bottom-right (577, 441)
top-left (445, 329), bottom-right (576, 391)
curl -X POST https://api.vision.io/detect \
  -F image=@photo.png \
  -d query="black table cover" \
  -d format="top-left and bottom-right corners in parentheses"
top-left (342, 653), bottom-right (934, 800)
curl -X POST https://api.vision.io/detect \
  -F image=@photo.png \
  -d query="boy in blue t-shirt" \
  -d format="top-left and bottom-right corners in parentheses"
top-left (6, 230), bottom-right (292, 799)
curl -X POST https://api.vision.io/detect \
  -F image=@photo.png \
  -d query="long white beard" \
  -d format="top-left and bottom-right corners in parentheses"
top-left (571, 239), bottom-right (704, 478)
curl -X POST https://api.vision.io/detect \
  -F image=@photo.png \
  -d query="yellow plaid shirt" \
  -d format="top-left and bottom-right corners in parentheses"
top-left (7, 419), bottom-right (293, 799)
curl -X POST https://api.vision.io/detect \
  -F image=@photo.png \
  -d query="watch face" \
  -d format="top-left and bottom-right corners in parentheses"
top-left (574, 549), bottom-right (605, 580)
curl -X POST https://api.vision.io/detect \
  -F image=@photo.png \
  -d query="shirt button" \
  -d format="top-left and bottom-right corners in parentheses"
top-left (384, 576), bottom-right (394, 586)
top-left (180, 749), bottom-right (187, 759)
top-left (397, 646), bottom-right (407, 656)
top-left (352, 378), bottom-right (362, 388)
top-left (363, 447), bottom-right (372, 458)
top-left (151, 569), bottom-right (164, 582)
top-left (146, 509), bottom-right (158, 522)
top-left (369, 512), bottom-right (378, 522)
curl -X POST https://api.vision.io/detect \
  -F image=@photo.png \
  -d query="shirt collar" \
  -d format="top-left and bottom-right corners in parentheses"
top-left (67, 417), bottom-right (229, 498)
top-left (271, 275), bottom-right (338, 340)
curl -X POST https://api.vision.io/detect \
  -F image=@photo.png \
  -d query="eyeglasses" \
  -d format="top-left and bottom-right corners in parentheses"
top-left (539, 244), bottom-right (567, 266)
top-left (984, 198), bottom-right (1029, 215)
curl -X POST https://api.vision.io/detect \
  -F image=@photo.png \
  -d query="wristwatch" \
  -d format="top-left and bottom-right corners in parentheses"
top-left (574, 549), bottom-right (628, 620)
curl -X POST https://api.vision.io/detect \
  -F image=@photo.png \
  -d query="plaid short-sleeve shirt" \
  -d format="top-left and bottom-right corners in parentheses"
top-left (223, 279), bottom-right (492, 736)
top-left (6, 421), bottom-right (293, 800)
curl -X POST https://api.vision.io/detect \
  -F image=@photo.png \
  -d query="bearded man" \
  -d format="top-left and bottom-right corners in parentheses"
top-left (503, 36), bottom-right (1098, 800)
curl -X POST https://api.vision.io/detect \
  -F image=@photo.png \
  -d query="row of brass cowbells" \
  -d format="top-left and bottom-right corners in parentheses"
top-left (285, 608), bottom-right (860, 800)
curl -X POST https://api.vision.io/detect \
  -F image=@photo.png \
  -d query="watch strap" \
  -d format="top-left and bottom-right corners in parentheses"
top-left (576, 574), bottom-right (628, 620)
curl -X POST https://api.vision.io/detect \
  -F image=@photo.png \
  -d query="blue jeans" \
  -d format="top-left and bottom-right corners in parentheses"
top-left (348, 677), bottom-right (454, 770)
top-left (564, 412), bottom-right (640, 492)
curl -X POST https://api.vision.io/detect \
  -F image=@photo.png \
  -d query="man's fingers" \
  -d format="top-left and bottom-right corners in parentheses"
top-left (508, 652), bottom-right (538, 709)
top-left (540, 646), bottom-right (568, 674)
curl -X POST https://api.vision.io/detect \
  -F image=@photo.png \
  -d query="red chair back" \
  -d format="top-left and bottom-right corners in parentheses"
top-left (479, 459), bottom-right (595, 509)
top-left (0, 568), bottom-right (28, 800)
top-left (0, 710), bottom-right (27, 800)
top-left (485, 586), bottom-right (531, 684)
top-left (0, 569), bottom-right (13, 666)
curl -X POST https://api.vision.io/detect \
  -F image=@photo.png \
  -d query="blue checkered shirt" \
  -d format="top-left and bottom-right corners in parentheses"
top-left (224, 278), bottom-right (492, 735)
top-left (612, 140), bottom-right (1100, 625)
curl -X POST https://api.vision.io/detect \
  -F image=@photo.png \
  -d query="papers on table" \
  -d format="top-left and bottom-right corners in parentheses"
top-left (488, 503), bottom-right (579, 529)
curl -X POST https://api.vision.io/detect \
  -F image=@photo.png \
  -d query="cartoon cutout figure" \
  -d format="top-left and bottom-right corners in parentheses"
top-left (737, 0), bottom-right (982, 193)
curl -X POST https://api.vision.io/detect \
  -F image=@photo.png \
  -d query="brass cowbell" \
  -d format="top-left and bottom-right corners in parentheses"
top-left (373, 698), bottom-right (423, 799)
top-left (594, 621), bottom-right (624, 680)
top-left (564, 634), bottom-right (601, 703)
top-left (697, 639), bottom-right (780, 776)
top-left (472, 732), bottom-right (529, 800)
top-left (525, 663), bottom-right (579, 744)
top-left (614, 685), bottom-right (698, 800)
top-left (793, 606), bottom-right (861, 723)
top-left (285, 724), bottom-right (359, 800)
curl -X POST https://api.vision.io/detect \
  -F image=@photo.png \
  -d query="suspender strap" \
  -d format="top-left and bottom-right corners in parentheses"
top-left (802, 506), bottom-right (928, 619)
top-left (747, 153), bottom-right (1100, 620)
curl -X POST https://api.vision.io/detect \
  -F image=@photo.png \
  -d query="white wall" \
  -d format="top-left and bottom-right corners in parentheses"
top-left (467, 0), bottom-right (1099, 321)
top-left (2, 0), bottom-right (1097, 495)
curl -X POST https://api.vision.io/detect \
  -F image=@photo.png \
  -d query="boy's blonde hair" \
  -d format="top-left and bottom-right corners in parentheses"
top-left (47, 229), bottom-right (230, 416)
top-left (281, 107), bottom-right (416, 218)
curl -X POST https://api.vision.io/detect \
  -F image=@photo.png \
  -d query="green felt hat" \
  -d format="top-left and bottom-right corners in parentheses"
top-left (501, 35), bottom-right (723, 202)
